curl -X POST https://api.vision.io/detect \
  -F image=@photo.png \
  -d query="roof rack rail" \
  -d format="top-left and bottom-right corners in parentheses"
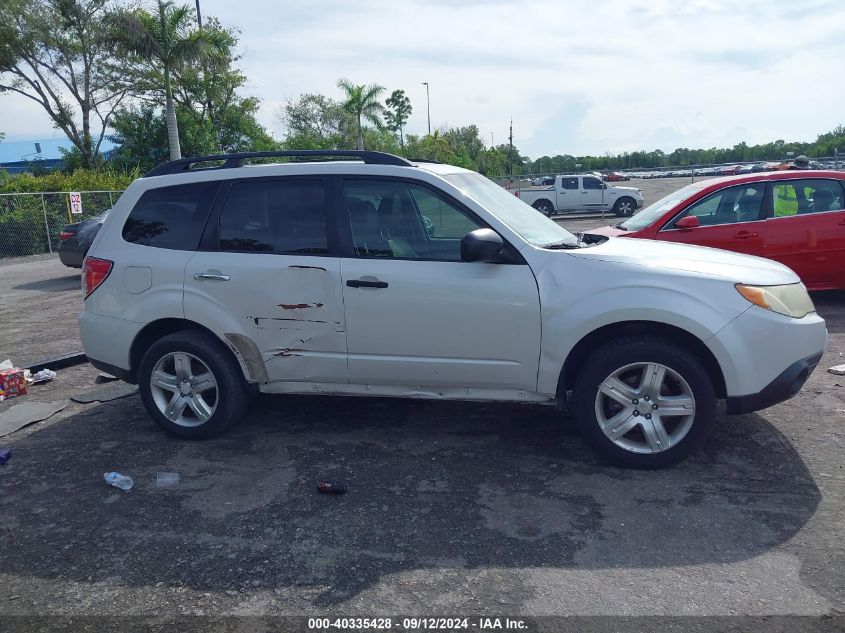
top-left (143, 150), bottom-right (414, 177)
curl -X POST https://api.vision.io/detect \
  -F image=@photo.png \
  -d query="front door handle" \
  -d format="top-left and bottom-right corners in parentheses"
top-left (194, 273), bottom-right (230, 281)
top-left (733, 231), bottom-right (758, 239)
top-left (346, 279), bottom-right (388, 289)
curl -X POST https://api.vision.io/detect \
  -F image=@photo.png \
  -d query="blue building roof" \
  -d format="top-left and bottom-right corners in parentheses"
top-left (0, 137), bottom-right (118, 173)
top-left (0, 138), bottom-right (74, 163)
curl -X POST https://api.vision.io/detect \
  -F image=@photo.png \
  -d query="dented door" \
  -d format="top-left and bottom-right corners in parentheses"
top-left (184, 255), bottom-right (346, 383)
top-left (183, 177), bottom-right (347, 384)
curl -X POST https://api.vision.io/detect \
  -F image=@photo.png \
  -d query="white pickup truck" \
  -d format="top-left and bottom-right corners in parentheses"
top-left (517, 174), bottom-right (644, 217)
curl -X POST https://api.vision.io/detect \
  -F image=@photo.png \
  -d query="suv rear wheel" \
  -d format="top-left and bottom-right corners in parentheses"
top-left (612, 197), bottom-right (636, 217)
top-left (138, 330), bottom-right (250, 439)
top-left (572, 336), bottom-right (715, 468)
top-left (533, 199), bottom-right (555, 217)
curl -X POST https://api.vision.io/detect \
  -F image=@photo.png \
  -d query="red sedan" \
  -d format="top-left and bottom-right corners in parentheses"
top-left (588, 170), bottom-right (845, 291)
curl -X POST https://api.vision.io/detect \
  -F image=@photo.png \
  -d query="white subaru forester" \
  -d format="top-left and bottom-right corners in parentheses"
top-left (79, 150), bottom-right (827, 468)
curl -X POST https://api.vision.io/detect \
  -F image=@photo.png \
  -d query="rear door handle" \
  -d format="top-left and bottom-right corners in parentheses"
top-left (194, 273), bottom-right (230, 281)
top-left (346, 279), bottom-right (388, 289)
top-left (733, 231), bottom-right (758, 239)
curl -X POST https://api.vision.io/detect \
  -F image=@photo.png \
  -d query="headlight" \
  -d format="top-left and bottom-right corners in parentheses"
top-left (735, 283), bottom-right (815, 318)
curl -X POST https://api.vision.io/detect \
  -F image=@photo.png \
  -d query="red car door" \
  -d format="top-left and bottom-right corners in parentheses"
top-left (762, 178), bottom-right (845, 288)
top-left (655, 182), bottom-right (766, 256)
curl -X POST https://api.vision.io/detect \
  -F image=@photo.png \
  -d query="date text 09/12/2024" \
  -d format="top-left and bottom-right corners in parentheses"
top-left (307, 617), bottom-right (528, 630)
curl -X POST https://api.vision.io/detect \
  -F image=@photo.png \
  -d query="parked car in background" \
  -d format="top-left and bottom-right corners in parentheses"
top-left (58, 212), bottom-right (109, 268)
top-left (587, 170), bottom-right (845, 290)
top-left (79, 149), bottom-right (826, 468)
top-left (516, 174), bottom-right (644, 216)
top-left (715, 165), bottom-right (741, 176)
top-left (603, 171), bottom-right (630, 182)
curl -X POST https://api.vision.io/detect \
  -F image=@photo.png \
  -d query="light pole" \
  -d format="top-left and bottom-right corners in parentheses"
top-left (490, 132), bottom-right (494, 148)
top-left (421, 82), bottom-right (430, 135)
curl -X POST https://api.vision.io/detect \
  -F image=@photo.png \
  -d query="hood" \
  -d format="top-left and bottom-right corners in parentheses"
top-left (613, 185), bottom-right (642, 194)
top-left (585, 224), bottom-right (626, 237)
top-left (568, 236), bottom-right (799, 285)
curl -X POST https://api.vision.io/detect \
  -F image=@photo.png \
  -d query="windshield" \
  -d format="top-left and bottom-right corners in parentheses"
top-left (443, 172), bottom-right (577, 247)
top-left (619, 182), bottom-right (706, 231)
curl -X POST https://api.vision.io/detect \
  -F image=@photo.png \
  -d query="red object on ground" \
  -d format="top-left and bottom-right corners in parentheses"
top-left (0, 367), bottom-right (28, 401)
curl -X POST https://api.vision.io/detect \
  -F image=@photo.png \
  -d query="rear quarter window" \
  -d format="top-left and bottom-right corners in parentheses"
top-left (122, 182), bottom-right (219, 249)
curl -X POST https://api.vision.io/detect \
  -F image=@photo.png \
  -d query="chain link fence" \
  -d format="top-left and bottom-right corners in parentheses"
top-left (0, 190), bottom-right (124, 259)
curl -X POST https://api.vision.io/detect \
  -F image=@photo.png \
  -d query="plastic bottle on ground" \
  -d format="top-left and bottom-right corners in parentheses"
top-left (104, 472), bottom-right (134, 491)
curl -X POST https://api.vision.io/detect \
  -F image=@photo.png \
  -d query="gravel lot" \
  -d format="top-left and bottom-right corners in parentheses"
top-left (0, 178), bottom-right (843, 629)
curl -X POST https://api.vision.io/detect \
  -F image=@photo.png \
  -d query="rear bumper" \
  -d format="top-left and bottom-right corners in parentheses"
top-left (57, 245), bottom-right (84, 268)
top-left (88, 358), bottom-right (137, 384)
top-left (79, 311), bottom-right (141, 380)
top-left (726, 351), bottom-right (823, 414)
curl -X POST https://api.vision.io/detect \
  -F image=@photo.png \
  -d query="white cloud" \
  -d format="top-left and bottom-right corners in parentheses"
top-left (3, 0), bottom-right (844, 158)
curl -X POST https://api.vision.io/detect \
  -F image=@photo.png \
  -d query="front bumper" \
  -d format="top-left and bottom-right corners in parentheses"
top-left (726, 351), bottom-right (823, 414)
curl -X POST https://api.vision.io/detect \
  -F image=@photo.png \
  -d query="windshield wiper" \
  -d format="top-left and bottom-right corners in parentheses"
top-left (612, 223), bottom-right (629, 231)
top-left (541, 240), bottom-right (580, 250)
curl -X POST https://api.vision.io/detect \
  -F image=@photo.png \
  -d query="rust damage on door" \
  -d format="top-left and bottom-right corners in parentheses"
top-left (278, 302), bottom-right (325, 310)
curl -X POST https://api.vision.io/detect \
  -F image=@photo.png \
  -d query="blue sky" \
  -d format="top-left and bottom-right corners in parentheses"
top-left (3, 0), bottom-right (844, 159)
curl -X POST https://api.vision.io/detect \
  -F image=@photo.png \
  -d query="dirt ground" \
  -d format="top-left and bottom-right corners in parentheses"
top-left (0, 180), bottom-right (843, 630)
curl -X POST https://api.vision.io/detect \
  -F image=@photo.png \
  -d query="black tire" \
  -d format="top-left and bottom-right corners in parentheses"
top-left (572, 335), bottom-right (716, 468)
top-left (612, 197), bottom-right (636, 217)
top-left (533, 199), bottom-right (555, 217)
top-left (138, 330), bottom-right (250, 439)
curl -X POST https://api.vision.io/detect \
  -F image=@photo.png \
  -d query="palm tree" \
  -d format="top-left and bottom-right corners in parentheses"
top-left (115, 1), bottom-right (231, 160)
top-left (337, 79), bottom-right (386, 150)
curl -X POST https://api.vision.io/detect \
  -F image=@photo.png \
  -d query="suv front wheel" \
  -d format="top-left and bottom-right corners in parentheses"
top-left (572, 336), bottom-right (716, 468)
top-left (138, 330), bottom-right (250, 439)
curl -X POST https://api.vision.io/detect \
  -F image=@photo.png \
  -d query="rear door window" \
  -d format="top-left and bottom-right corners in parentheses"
top-left (770, 179), bottom-right (845, 218)
top-left (217, 179), bottom-right (328, 254)
top-left (561, 177), bottom-right (579, 190)
top-left (122, 182), bottom-right (219, 249)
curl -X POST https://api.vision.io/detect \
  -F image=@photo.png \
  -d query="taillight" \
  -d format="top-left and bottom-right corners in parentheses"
top-left (82, 256), bottom-right (113, 298)
top-left (514, 190), bottom-right (520, 198)
top-left (60, 231), bottom-right (76, 241)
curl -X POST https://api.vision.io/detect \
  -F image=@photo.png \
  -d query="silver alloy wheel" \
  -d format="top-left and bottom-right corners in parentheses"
top-left (149, 352), bottom-right (218, 427)
top-left (594, 362), bottom-right (695, 454)
top-left (616, 200), bottom-right (634, 216)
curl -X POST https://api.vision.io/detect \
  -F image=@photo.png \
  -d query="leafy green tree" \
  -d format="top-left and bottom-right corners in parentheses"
top-left (278, 93), bottom-right (355, 150)
top-left (384, 89), bottom-right (412, 149)
top-left (109, 95), bottom-right (277, 172)
top-left (443, 126), bottom-right (485, 163)
top-left (111, 0), bottom-right (232, 160)
top-left (337, 79), bottom-right (385, 150)
top-left (0, 0), bottom-right (132, 168)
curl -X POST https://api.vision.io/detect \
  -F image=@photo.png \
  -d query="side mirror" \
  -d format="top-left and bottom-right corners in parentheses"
top-left (461, 228), bottom-right (504, 263)
top-left (675, 215), bottom-right (700, 229)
